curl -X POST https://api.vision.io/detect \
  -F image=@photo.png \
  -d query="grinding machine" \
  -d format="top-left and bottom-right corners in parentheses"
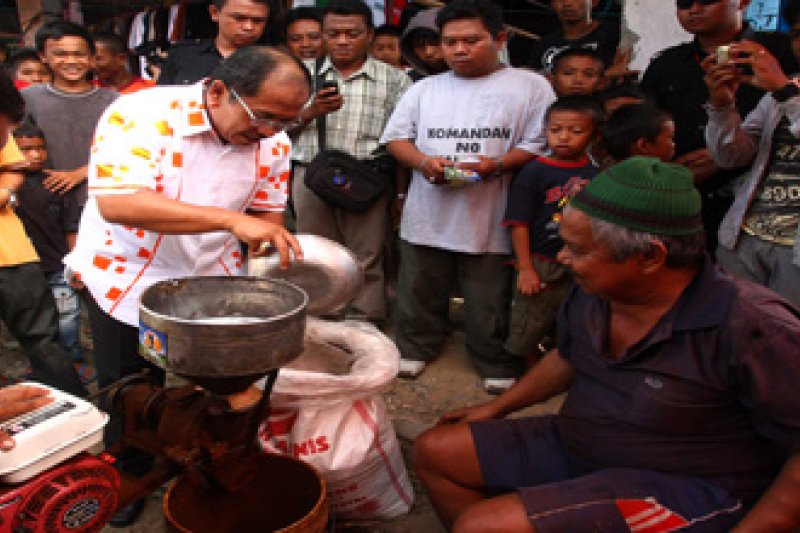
top-left (0, 235), bottom-right (362, 532)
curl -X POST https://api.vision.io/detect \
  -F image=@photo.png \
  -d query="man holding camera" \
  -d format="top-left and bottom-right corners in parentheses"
top-left (641, 0), bottom-right (797, 254)
top-left (291, 0), bottom-right (410, 325)
top-left (703, 0), bottom-right (800, 306)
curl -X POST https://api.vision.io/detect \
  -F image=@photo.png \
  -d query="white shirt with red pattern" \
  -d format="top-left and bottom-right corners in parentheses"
top-left (64, 81), bottom-right (292, 326)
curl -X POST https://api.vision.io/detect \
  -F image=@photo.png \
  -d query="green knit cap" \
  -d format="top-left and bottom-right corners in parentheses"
top-left (569, 156), bottom-right (703, 236)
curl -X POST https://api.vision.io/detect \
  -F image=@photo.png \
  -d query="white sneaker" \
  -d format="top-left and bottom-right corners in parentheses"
top-left (483, 378), bottom-right (516, 394)
top-left (398, 358), bottom-right (426, 378)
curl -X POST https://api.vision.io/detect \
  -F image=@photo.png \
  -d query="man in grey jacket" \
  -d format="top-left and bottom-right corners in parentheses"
top-left (703, 3), bottom-right (800, 306)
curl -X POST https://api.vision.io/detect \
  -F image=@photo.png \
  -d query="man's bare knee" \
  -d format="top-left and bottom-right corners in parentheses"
top-left (413, 423), bottom-right (474, 476)
top-left (452, 494), bottom-right (535, 533)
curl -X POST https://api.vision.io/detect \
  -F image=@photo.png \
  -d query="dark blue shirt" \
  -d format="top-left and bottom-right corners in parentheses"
top-left (15, 170), bottom-right (74, 274)
top-left (555, 257), bottom-right (800, 504)
top-left (503, 156), bottom-right (598, 260)
top-left (157, 39), bottom-right (223, 86)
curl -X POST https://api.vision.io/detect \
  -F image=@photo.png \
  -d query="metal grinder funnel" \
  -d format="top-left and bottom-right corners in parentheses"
top-left (138, 277), bottom-right (307, 395)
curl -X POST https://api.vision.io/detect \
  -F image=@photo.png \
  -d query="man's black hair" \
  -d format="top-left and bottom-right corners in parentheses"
top-left (374, 24), bottom-right (402, 39)
top-left (285, 6), bottom-right (324, 28)
top-left (783, 0), bottom-right (800, 27)
top-left (6, 48), bottom-right (43, 76)
top-left (550, 46), bottom-right (606, 73)
top-left (210, 46), bottom-right (311, 97)
top-left (93, 32), bottom-right (129, 56)
top-left (212, 0), bottom-right (270, 8)
top-left (12, 123), bottom-right (45, 140)
top-left (596, 82), bottom-right (648, 106)
top-left (602, 103), bottom-right (673, 161)
top-left (325, 0), bottom-right (374, 28)
top-left (436, 0), bottom-right (504, 38)
top-left (408, 27), bottom-right (440, 44)
top-left (545, 95), bottom-right (606, 128)
top-left (35, 20), bottom-right (95, 55)
top-left (0, 70), bottom-right (25, 123)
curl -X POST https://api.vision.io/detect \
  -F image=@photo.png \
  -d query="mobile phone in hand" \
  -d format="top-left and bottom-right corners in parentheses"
top-left (321, 81), bottom-right (339, 94)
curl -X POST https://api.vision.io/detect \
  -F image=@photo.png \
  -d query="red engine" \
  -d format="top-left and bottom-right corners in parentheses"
top-left (0, 454), bottom-right (119, 533)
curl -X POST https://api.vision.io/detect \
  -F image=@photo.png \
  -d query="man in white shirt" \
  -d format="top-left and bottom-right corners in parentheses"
top-left (380, 0), bottom-right (554, 392)
top-left (64, 46), bottom-right (308, 526)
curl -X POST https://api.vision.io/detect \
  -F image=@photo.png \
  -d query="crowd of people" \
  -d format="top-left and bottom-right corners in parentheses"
top-left (1, 0), bottom-right (800, 529)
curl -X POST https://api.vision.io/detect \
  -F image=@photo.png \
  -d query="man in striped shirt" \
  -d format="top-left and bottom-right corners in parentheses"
top-left (291, 0), bottom-right (411, 325)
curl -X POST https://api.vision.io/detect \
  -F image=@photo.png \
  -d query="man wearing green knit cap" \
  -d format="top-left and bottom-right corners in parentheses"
top-left (414, 157), bottom-right (800, 532)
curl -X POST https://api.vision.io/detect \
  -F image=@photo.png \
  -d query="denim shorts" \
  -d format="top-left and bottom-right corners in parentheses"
top-left (470, 416), bottom-right (746, 532)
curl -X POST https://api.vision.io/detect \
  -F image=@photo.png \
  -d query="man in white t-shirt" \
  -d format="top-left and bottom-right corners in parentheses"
top-left (380, 0), bottom-right (554, 392)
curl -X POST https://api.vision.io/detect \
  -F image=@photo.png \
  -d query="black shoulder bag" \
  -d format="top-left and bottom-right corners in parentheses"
top-left (303, 60), bottom-right (393, 213)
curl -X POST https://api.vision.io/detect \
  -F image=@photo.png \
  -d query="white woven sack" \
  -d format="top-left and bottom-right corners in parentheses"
top-left (257, 319), bottom-right (413, 519)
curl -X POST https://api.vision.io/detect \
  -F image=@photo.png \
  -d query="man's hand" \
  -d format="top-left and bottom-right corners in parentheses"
top-left (419, 156), bottom-right (453, 185)
top-left (731, 41), bottom-right (790, 92)
top-left (0, 385), bottom-right (53, 451)
top-left (675, 148), bottom-right (720, 184)
top-left (702, 54), bottom-right (740, 108)
top-left (517, 266), bottom-right (543, 296)
top-left (732, 452), bottom-right (800, 532)
top-left (457, 156), bottom-right (499, 180)
top-left (227, 213), bottom-right (303, 269)
top-left (438, 401), bottom-right (503, 425)
top-left (44, 168), bottom-right (87, 195)
top-left (303, 87), bottom-right (344, 121)
top-left (605, 47), bottom-right (640, 81)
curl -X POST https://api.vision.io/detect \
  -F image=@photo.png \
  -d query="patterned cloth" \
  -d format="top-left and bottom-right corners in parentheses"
top-left (64, 82), bottom-right (293, 326)
top-left (293, 56), bottom-right (411, 162)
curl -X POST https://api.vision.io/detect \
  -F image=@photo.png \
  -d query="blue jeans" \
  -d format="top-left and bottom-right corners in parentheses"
top-left (47, 270), bottom-right (84, 363)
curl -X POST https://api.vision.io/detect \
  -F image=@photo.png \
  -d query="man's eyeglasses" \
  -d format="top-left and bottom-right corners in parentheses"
top-left (676, 0), bottom-right (721, 10)
top-left (229, 86), bottom-right (302, 131)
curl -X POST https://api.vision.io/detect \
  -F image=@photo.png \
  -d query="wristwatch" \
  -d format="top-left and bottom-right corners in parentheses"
top-left (772, 80), bottom-right (800, 103)
top-left (0, 188), bottom-right (16, 208)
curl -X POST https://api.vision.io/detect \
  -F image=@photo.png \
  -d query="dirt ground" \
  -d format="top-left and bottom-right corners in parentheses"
top-left (0, 305), bottom-right (562, 532)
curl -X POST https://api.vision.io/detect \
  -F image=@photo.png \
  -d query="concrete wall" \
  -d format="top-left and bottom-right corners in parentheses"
top-left (623, 0), bottom-right (693, 74)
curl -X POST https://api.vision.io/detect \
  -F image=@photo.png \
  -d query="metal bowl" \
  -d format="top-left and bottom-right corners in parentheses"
top-left (138, 277), bottom-right (307, 381)
top-left (247, 234), bottom-right (363, 316)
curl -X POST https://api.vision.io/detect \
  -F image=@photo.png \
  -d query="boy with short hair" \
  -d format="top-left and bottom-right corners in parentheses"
top-left (547, 46), bottom-right (606, 97)
top-left (6, 48), bottom-right (51, 88)
top-left (502, 96), bottom-right (602, 366)
top-left (371, 24), bottom-right (403, 67)
top-left (22, 21), bottom-right (117, 243)
top-left (92, 32), bottom-right (154, 94)
top-left (12, 124), bottom-right (95, 384)
top-left (284, 6), bottom-right (325, 61)
top-left (602, 102), bottom-right (676, 163)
